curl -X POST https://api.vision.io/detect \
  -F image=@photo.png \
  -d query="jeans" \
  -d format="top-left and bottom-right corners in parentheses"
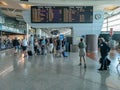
top-left (100, 55), bottom-right (107, 69)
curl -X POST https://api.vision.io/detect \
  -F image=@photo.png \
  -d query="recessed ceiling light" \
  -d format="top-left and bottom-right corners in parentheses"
top-left (104, 6), bottom-right (119, 11)
top-left (20, 4), bottom-right (32, 9)
top-left (0, 1), bottom-right (7, 6)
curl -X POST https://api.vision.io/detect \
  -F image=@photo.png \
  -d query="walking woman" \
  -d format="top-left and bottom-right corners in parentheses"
top-left (78, 38), bottom-right (87, 68)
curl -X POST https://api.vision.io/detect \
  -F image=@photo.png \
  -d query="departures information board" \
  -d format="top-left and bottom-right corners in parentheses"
top-left (31, 6), bottom-right (93, 23)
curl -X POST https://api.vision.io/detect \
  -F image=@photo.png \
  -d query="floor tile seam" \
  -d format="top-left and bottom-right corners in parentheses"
top-left (0, 54), bottom-right (18, 59)
top-left (44, 72), bottom-right (119, 90)
top-left (43, 72), bottom-right (83, 90)
top-left (69, 73), bottom-right (119, 90)
top-left (0, 57), bottom-right (24, 78)
top-left (109, 69), bottom-right (120, 76)
top-left (58, 67), bottom-right (117, 90)
top-left (0, 48), bottom-right (14, 53)
top-left (0, 65), bottom-right (13, 72)
top-left (44, 78), bottom-right (64, 90)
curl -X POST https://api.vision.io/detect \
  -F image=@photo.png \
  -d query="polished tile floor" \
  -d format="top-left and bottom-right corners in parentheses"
top-left (0, 49), bottom-right (120, 90)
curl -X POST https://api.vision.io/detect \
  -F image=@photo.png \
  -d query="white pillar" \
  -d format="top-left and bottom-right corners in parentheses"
top-left (36, 28), bottom-right (42, 38)
top-left (26, 24), bottom-right (30, 42)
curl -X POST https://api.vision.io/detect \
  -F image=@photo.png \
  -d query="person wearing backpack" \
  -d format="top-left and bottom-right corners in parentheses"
top-left (78, 38), bottom-right (87, 68)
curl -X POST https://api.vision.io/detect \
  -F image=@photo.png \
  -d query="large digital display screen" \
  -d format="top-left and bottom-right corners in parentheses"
top-left (31, 6), bottom-right (93, 23)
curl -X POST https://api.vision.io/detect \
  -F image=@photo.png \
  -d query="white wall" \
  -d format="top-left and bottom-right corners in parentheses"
top-left (22, 9), bottom-right (104, 44)
top-left (36, 28), bottom-right (42, 36)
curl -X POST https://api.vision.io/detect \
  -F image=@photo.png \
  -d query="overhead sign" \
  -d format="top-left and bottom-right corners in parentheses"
top-left (59, 34), bottom-right (64, 40)
top-left (31, 6), bottom-right (93, 23)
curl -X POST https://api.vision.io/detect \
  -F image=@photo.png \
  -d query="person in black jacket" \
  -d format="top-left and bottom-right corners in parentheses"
top-left (98, 38), bottom-right (110, 71)
top-left (13, 37), bottom-right (20, 54)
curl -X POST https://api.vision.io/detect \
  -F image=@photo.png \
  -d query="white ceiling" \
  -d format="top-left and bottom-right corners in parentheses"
top-left (41, 27), bottom-right (72, 36)
top-left (0, 0), bottom-right (120, 35)
top-left (0, 0), bottom-right (120, 18)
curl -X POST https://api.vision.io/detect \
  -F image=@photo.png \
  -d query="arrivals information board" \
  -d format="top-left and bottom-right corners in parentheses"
top-left (31, 6), bottom-right (93, 23)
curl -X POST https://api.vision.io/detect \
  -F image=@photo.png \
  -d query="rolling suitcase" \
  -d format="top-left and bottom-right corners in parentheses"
top-left (62, 52), bottom-right (68, 57)
top-left (28, 50), bottom-right (33, 56)
top-left (99, 57), bottom-right (111, 66)
top-left (37, 49), bottom-right (40, 55)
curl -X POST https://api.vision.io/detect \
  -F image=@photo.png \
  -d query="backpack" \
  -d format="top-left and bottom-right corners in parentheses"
top-left (42, 39), bottom-right (46, 45)
top-left (78, 42), bottom-right (85, 48)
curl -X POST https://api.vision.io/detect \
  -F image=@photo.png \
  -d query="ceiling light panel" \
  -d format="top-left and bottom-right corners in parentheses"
top-left (0, 1), bottom-right (7, 6)
top-left (20, 4), bottom-right (32, 9)
top-left (104, 6), bottom-right (119, 11)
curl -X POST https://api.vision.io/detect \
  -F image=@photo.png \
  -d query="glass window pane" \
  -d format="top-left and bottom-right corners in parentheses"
top-left (103, 19), bottom-right (107, 23)
top-left (102, 13), bottom-right (120, 31)
top-left (108, 19), bottom-right (120, 26)
top-left (101, 27), bottom-right (107, 31)
top-left (108, 14), bottom-right (120, 22)
top-left (102, 23), bottom-right (107, 28)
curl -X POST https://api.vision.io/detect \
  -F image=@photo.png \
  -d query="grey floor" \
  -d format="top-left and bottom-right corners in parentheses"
top-left (0, 49), bottom-right (120, 90)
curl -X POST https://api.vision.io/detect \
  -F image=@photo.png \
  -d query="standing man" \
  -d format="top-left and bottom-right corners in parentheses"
top-left (98, 38), bottom-right (110, 71)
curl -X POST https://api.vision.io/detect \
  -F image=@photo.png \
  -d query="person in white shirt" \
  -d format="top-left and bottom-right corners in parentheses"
top-left (22, 36), bottom-right (28, 57)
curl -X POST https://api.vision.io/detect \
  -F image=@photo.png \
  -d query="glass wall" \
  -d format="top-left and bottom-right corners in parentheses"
top-left (102, 13), bottom-right (120, 31)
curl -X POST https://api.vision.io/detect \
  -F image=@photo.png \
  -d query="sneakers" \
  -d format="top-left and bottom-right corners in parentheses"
top-left (79, 63), bottom-right (87, 68)
top-left (103, 68), bottom-right (107, 70)
top-left (79, 63), bottom-right (82, 66)
top-left (98, 68), bottom-right (107, 71)
top-left (98, 68), bottom-right (103, 71)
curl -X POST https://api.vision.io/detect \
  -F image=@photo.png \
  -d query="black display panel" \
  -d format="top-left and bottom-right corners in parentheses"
top-left (31, 6), bottom-right (93, 23)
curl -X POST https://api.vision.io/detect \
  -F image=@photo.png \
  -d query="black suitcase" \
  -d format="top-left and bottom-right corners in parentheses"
top-left (28, 50), bottom-right (33, 56)
top-left (106, 58), bottom-right (111, 66)
top-left (99, 57), bottom-right (111, 66)
top-left (37, 49), bottom-right (40, 55)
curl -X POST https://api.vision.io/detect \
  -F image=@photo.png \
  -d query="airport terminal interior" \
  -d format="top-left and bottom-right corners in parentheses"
top-left (0, 0), bottom-right (120, 90)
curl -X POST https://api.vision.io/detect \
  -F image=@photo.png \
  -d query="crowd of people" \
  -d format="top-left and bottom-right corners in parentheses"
top-left (1, 34), bottom-right (112, 71)
top-left (12, 35), bottom-right (66, 58)
top-left (0, 37), bottom-right (14, 50)
top-left (12, 35), bottom-right (112, 70)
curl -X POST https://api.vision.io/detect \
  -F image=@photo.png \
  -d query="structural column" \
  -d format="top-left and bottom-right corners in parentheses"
top-left (26, 23), bottom-right (30, 42)
top-left (86, 34), bottom-right (98, 53)
top-left (36, 28), bottom-right (42, 38)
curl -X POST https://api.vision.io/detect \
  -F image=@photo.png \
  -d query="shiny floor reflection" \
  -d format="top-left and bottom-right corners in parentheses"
top-left (0, 49), bottom-right (120, 90)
